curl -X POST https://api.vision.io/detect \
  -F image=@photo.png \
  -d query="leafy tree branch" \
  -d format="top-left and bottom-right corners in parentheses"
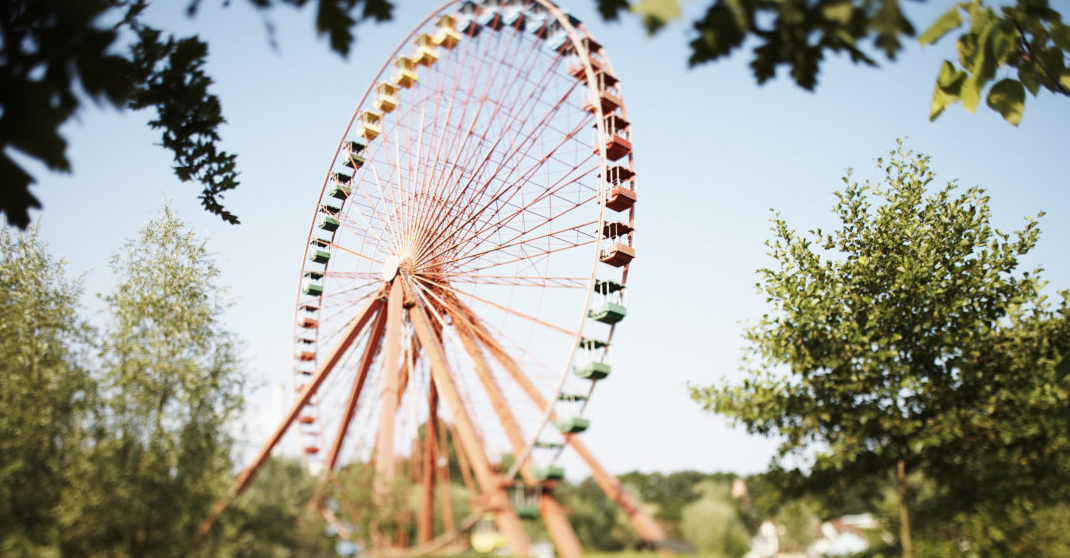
top-left (0, 0), bottom-right (393, 229)
top-left (600, 0), bottom-right (1069, 125)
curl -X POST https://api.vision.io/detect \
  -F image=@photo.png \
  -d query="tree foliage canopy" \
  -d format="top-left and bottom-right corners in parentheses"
top-left (0, 227), bottom-right (94, 554)
top-left (74, 206), bottom-right (247, 556)
top-left (0, 0), bottom-right (392, 229)
top-left (691, 140), bottom-right (1070, 552)
top-left (0, 209), bottom-right (266, 556)
top-left (4, 0), bottom-right (1066, 230)
top-left (599, 0), bottom-right (1069, 125)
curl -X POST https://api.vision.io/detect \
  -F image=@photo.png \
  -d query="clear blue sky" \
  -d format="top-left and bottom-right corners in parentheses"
top-left (21, 0), bottom-right (1070, 477)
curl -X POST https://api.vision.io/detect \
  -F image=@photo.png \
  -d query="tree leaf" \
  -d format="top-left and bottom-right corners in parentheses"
top-left (631, 0), bottom-right (682, 34)
top-left (985, 78), bottom-right (1025, 125)
top-left (1050, 22), bottom-right (1070, 52)
top-left (930, 60), bottom-right (966, 120)
top-left (1037, 47), bottom-right (1067, 86)
top-left (821, 0), bottom-right (853, 25)
top-left (960, 73), bottom-right (982, 113)
top-left (919, 5), bottom-right (963, 45)
top-left (970, 20), bottom-right (1015, 89)
top-left (596, 0), bottom-right (631, 20)
top-left (1018, 65), bottom-right (1041, 96)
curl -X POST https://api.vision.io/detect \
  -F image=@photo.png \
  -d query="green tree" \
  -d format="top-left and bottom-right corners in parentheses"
top-left (555, 477), bottom-right (645, 551)
top-left (0, 227), bottom-right (94, 556)
top-left (222, 457), bottom-right (333, 558)
top-left (617, 470), bottom-right (734, 525)
top-left (678, 481), bottom-right (750, 558)
top-left (1, 0), bottom-right (392, 229)
top-left (691, 141), bottom-right (1070, 558)
top-left (771, 499), bottom-right (820, 554)
top-left (60, 206), bottom-right (247, 557)
top-left (599, 0), bottom-right (1068, 125)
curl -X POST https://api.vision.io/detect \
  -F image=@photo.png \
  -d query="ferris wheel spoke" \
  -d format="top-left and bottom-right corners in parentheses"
top-left (426, 273), bottom-right (587, 288)
top-left (324, 305), bottom-right (387, 471)
top-left (339, 196), bottom-right (396, 258)
top-left (429, 154), bottom-right (598, 266)
top-left (323, 271), bottom-right (386, 281)
top-left (446, 236), bottom-right (596, 278)
top-left (321, 241), bottom-right (385, 267)
top-left (401, 109), bottom-right (427, 258)
top-left (401, 28), bottom-right (532, 259)
top-left (435, 218), bottom-right (597, 269)
top-left (442, 187), bottom-right (599, 269)
top-left (316, 289), bottom-right (383, 340)
top-left (415, 93), bottom-right (593, 268)
top-left (427, 83), bottom-right (586, 261)
top-left (344, 156), bottom-right (405, 253)
top-left (364, 138), bottom-right (409, 253)
top-left (413, 31), bottom-right (564, 260)
top-left (412, 274), bottom-right (575, 337)
top-left (415, 37), bottom-right (497, 238)
top-left (447, 296), bottom-right (556, 410)
top-left (440, 51), bottom-right (592, 237)
top-left (319, 279), bottom-right (382, 303)
top-left (453, 85), bottom-right (590, 234)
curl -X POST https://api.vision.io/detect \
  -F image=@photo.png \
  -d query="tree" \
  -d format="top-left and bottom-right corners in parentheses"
top-left (0, 227), bottom-right (94, 556)
top-left (677, 481), bottom-right (750, 557)
top-left (59, 206), bottom-right (247, 557)
top-left (1, 0), bottom-right (392, 229)
top-left (599, 0), bottom-right (1069, 125)
top-left (617, 470), bottom-right (722, 524)
top-left (555, 477), bottom-right (645, 551)
top-left (690, 141), bottom-right (1070, 557)
top-left (222, 457), bottom-right (333, 558)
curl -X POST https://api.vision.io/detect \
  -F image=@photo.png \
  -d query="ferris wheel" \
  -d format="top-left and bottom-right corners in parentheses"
top-left (203, 1), bottom-right (662, 555)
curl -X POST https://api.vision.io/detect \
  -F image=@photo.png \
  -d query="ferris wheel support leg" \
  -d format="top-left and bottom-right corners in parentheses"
top-left (436, 420), bottom-right (456, 533)
top-left (197, 292), bottom-right (386, 539)
top-left (457, 306), bottom-right (667, 546)
top-left (453, 320), bottom-right (538, 484)
top-left (410, 304), bottom-right (531, 557)
top-left (324, 306), bottom-right (389, 472)
top-left (447, 421), bottom-right (481, 509)
top-left (539, 492), bottom-right (584, 558)
top-left (418, 380), bottom-right (439, 544)
top-left (374, 277), bottom-right (406, 499)
top-left (455, 318), bottom-right (590, 556)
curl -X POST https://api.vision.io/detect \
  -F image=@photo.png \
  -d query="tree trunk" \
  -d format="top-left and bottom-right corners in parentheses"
top-left (897, 459), bottom-right (914, 558)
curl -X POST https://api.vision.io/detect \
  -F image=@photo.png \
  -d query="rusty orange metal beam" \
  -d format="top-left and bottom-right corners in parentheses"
top-left (198, 291), bottom-right (385, 538)
top-left (452, 315), bottom-right (592, 556)
top-left (446, 421), bottom-right (479, 510)
top-left (454, 317), bottom-right (584, 557)
top-left (539, 492), bottom-right (583, 558)
top-left (461, 303), bottom-right (667, 544)
top-left (409, 304), bottom-right (531, 556)
top-left (436, 420), bottom-right (455, 533)
top-left (374, 277), bottom-right (405, 496)
top-left (453, 318), bottom-right (536, 486)
top-left (418, 381), bottom-right (438, 544)
top-left (325, 305), bottom-right (389, 471)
